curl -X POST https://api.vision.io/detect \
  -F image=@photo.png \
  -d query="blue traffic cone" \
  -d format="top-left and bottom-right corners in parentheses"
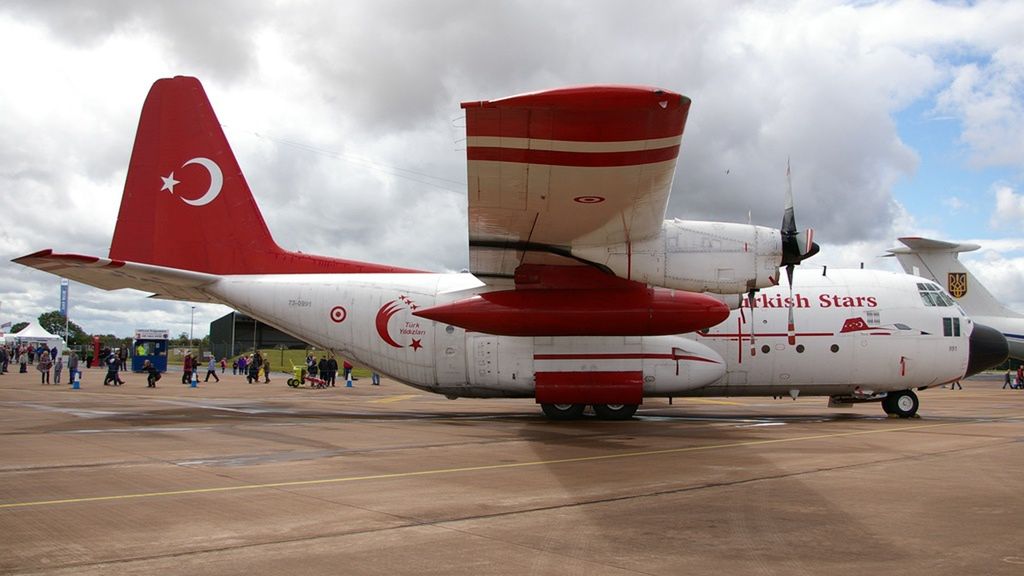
top-left (191, 372), bottom-right (198, 388)
top-left (346, 372), bottom-right (353, 388)
top-left (72, 370), bottom-right (80, 390)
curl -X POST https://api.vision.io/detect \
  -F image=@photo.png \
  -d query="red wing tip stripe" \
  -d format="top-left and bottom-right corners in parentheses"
top-left (465, 135), bottom-right (683, 152)
top-left (461, 85), bottom-right (686, 109)
top-left (467, 145), bottom-right (680, 168)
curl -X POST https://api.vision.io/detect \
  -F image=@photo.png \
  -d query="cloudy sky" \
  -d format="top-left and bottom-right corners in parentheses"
top-left (1, 0), bottom-right (1023, 338)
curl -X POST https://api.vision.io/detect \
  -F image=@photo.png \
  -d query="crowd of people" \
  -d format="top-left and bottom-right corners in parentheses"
top-left (0, 343), bottom-right (372, 390)
top-left (0, 343), bottom-right (76, 384)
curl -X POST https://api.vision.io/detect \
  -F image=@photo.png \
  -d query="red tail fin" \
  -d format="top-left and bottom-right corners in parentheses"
top-left (110, 76), bottom-right (420, 275)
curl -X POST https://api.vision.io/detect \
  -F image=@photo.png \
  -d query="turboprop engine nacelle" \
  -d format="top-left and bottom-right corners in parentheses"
top-left (572, 219), bottom-right (783, 295)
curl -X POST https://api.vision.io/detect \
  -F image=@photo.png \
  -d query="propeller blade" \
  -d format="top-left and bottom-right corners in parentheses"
top-left (780, 162), bottom-right (819, 266)
top-left (787, 264), bottom-right (796, 345)
top-left (747, 288), bottom-right (757, 357)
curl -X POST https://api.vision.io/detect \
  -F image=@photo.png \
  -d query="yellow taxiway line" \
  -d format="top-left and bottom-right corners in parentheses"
top-left (367, 394), bottom-right (420, 404)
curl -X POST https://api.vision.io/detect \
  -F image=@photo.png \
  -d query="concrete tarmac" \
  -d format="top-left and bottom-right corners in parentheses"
top-left (1, 366), bottom-right (1023, 575)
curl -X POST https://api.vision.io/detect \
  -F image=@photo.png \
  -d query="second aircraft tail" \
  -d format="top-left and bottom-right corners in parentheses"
top-left (887, 237), bottom-right (1022, 318)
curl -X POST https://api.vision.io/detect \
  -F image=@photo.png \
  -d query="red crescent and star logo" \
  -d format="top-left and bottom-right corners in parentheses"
top-left (375, 295), bottom-right (425, 350)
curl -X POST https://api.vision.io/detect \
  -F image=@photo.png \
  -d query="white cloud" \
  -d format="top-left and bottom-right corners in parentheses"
top-left (989, 184), bottom-right (1024, 228)
top-left (2, 1), bottom-right (1024, 336)
top-left (942, 196), bottom-right (965, 213)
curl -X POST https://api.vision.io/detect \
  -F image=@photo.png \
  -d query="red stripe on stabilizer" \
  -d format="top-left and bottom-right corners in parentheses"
top-left (534, 371), bottom-right (643, 405)
top-left (108, 76), bottom-right (423, 276)
top-left (462, 85), bottom-right (689, 142)
top-left (466, 145), bottom-right (679, 167)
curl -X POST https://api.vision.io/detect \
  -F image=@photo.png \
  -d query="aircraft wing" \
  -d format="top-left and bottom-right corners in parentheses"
top-left (462, 86), bottom-right (690, 281)
top-left (12, 250), bottom-right (221, 303)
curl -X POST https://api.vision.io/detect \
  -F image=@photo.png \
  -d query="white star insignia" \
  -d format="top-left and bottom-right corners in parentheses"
top-left (160, 172), bottom-right (180, 193)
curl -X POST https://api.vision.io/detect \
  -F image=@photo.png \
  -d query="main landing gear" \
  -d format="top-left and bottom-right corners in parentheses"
top-left (881, 389), bottom-right (919, 418)
top-left (540, 403), bottom-right (639, 421)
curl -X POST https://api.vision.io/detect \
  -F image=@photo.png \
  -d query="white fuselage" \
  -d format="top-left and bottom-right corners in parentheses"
top-left (205, 268), bottom-right (971, 401)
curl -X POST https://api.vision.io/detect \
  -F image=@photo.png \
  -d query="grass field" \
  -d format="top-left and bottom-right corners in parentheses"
top-left (164, 347), bottom-right (373, 377)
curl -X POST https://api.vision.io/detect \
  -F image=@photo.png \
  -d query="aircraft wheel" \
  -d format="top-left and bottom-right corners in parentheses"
top-left (540, 403), bottom-right (586, 420)
top-left (592, 403), bottom-right (638, 420)
top-left (883, 390), bottom-right (919, 418)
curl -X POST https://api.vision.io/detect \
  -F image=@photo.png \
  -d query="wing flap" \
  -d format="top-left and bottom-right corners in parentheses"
top-left (12, 250), bottom-right (221, 303)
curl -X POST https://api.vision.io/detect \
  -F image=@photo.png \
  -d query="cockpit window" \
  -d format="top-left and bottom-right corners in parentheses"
top-left (918, 282), bottom-right (954, 307)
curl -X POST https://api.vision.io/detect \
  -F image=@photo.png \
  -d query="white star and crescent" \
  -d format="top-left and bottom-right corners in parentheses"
top-left (160, 157), bottom-right (223, 207)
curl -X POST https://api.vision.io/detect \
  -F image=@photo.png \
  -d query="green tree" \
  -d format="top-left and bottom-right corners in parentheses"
top-left (37, 310), bottom-right (89, 345)
top-left (11, 321), bottom-right (28, 333)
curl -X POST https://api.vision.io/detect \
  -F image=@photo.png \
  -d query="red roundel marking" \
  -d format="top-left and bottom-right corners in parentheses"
top-left (329, 306), bottom-right (347, 323)
top-left (573, 196), bottom-right (605, 204)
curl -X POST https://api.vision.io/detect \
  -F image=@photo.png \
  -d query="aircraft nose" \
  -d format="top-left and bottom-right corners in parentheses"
top-left (965, 323), bottom-right (1008, 378)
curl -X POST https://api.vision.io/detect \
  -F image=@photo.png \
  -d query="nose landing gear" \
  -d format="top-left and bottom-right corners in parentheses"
top-left (881, 389), bottom-right (919, 418)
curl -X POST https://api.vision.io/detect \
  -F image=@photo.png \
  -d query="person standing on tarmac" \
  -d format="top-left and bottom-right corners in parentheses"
top-left (103, 352), bottom-right (124, 386)
top-left (205, 357), bottom-right (220, 382)
top-left (318, 356), bottom-right (329, 387)
top-left (37, 349), bottom-right (52, 384)
top-left (247, 354), bottom-right (261, 383)
top-left (68, 351), bottom-right (79, 384)
top-left (326, 355), bottom-right (338, 387)
top-left (182, 353), bottom-right (193, 384)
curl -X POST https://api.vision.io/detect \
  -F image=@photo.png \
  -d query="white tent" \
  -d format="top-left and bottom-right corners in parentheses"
top-left (4, 321), bottom-right (65, 355)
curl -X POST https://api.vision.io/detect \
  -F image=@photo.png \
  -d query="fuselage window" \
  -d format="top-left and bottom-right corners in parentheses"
top-left (866, 310), bottom-right (880, 325)
top-left (942, 317), bottom-right (961, 337)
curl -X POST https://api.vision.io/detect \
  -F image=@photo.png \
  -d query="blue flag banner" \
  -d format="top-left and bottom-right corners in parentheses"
top-left (60, 279), bottom-right (69, 317)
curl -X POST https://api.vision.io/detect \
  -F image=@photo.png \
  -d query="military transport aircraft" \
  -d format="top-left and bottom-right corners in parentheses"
top-left (12, 77), bottom-right (1007, 419)
top-left (888, 236), bottom-right (1024, 360)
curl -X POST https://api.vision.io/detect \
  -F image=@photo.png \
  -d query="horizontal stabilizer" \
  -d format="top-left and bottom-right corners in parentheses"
top-left (12, 250), bottom-right (221, 303)
top-left (887, 237), bottom-right (981, 254)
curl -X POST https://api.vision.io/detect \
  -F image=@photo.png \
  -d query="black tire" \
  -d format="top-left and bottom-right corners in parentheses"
top-left (881, 396), bottom-right (895, 415)
top-left (540, 403), bottom-right (586, 420)
top-left (882, 390), bottom-right (919, 418)
top-left (592, 403), bottom-right (639, 420)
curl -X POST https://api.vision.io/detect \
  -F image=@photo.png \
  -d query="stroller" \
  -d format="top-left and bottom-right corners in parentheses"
top-left (287, 365), bottom-right (328, 389)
